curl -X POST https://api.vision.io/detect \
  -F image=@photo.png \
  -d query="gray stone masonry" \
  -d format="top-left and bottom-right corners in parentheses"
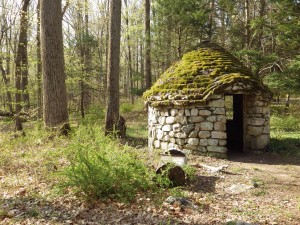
top-left (244, 95), bottom-right (271, 152)
top-left (148, 93), bottom-right (271, 156)
top-left (148, 95), bottom-right (227, 155)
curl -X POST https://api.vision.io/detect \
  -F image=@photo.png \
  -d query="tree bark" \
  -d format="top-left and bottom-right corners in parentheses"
top-left (144, 0), bottom-right (151, 89)
top-left (244, 0), bottom-right (250, 49)
top-left (40, 0), bottom-right (69, 132)
top-left (36, 0), bottom-right (42, 119)
top-left (15, 0), bottom-right (30, 131)
top-left (105, 0), bottom-right (122, 137)
top-left (124, 0), bottom-right (134, 104)
top-left (0, 57), bottom-right (13, 113)
top-left (208, 0), bottom-right (215, 41)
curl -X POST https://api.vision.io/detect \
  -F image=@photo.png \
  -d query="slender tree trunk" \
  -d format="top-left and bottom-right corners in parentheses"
top-left (0, 58), bottom-right (13, 113)
top-left (220, 10), bottom-right (226, 46)
top-left (104, 1), bottom-right (110, 100)
top-left (15, 0), bottom-right (30, 131)
top-left (144, 0), bottom-right (151, 89)
top-left (5, 31), bottom-right (13, 114)
top-left (21, 0), bottom-right (30, 111)
top-left (208, 0), bottom-right (215, 41)
top-left (244, 0), bottom-right (250, 49)
top-left (124, 0), bottom-right (134, 104)
top-left (105, 0), bottom-right (122, 137)
top-left (36, 0), bottom-right (42, 119)
top-left (76, 0), bottom-right (91, 118)
top-left (40, 0), bottom-right (69, 132)
top-left (257, 0), bottom-right (266, 50)
top-left (140, 41), bottom-right (144, 89)
top-left (177, 27), bottom-right (182, 58)
top-left (83, 0), bottom-right (91, 110)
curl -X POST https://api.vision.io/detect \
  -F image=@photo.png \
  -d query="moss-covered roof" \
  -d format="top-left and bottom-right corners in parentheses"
top-left (143, 42), bottom-right (271, 107)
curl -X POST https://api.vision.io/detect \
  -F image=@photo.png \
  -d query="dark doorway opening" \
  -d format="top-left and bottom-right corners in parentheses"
top-left (225, 95), bottom-right (244, 154)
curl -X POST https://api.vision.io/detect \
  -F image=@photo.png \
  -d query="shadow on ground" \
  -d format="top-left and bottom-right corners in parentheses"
top-left (228, 151), bottom-right (300, 166)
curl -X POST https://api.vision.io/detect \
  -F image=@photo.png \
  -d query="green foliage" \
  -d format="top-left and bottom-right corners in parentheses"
top-left (120, 99), bottom-right (145, 114)
top-left (182, 164), bottom-right (196, 183)
top-left (120, 102), bottom-right (134, 113)
top-left (270, 105), bottom-right (288, 116)
top-left (169, 186), bottom-right (187, 198)
top-left (82, 105), bottom-right (106, 125)
top-left (131, 88), bottom-right (146, 96)
top-left (269, 105), bottom-right (300, 156)
top-left (62, 124), bottom-right (153, 202)
top-left (271, 116), bottom-right (300, 132)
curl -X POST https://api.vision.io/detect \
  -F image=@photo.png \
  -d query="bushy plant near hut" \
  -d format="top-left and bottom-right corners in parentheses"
top-left (62, 124), bottom-right (154, 202)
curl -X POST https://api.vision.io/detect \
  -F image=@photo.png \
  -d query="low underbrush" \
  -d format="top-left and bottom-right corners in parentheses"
top-left (61, 124), bottom-right (154, 202)
top-left (269, 104), bottom-right (300, 156)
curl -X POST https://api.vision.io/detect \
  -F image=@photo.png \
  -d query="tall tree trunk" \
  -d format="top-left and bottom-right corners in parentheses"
top-left (15, 0), bottom-right (30, 131)
top-left (144, 0), bottom-right (151, 89)
top-left (83, 0), bottom-right (91, 111)
top-left (124, 0), bottom-right (134, 104)
top-left (140, 41), bottom-right (144, 89)
top-left (244, 0), bottom-right (250, 49)
top-left (177, 27), bottom-right (182, 58)
top-left (257, 0), bottom-right (266, 50)
top-left (220, 9), bottom-right (226, 46)
top-left (208, 0), bottom-right (215, 41)
top-left (40, 0), bottom-right (69, 132)
top-left (76, 0), bottom-right (91, 118)
top-left (105, 0), bottom-right (122, 137)
top-left (104, 1), bottom-right (110, 100)
top-left (36, 0), bottom-right (42, 119)
top-left (0, 57), bottom-right (13, 113)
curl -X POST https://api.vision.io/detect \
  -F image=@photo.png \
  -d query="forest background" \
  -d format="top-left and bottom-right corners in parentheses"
top-left (0, 0), bottom-right (299, 120)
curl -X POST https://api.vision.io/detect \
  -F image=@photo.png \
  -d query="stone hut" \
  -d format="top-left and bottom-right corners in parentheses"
top-left (143, 42), bottom-right (272, 158)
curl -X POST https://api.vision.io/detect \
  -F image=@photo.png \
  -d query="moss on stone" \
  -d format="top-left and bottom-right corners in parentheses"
top-left (143, 42), bottom-right (271, 106)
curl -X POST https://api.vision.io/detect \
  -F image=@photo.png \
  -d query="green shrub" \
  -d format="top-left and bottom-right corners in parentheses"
top-left (120, 102), bottom-right (133, 113)
top-left (62, 124), bottom-right (153, 202)
top-left (83, 105), bottom-right (106, 125)
top-left (271, 104), bottom-right (300, 117)
top-left (120, 98), bottom-right (145, 114)
top-left (271, 115), bottom-right (300, 132)
top-left (270, 105), bottom-right (288, 116)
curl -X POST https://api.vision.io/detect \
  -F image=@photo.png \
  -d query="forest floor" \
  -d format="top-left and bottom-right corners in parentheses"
top-left (0, 110), bottom-right (300, 225)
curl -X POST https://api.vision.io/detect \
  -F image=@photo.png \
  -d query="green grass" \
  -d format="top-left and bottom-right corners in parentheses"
top-left (270, 115), bottom-right (300, 132)
top-left (269, 107), bottom-right (300, 157)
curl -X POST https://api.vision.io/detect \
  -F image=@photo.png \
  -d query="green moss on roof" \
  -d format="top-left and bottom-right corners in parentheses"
top-left (143, 42), bottom-right (271, 106)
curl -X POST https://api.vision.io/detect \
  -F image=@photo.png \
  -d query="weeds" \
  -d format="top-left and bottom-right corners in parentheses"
top-left (62, 124), bottom-right (154, 202)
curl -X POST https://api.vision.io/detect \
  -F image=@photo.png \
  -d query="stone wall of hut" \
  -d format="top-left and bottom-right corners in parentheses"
top-left (148, 94), bottom-right (271, 156)
top-left (148, 95), bottom-right (228, 157)
top-left (244, 95), bottom-right (271, 152)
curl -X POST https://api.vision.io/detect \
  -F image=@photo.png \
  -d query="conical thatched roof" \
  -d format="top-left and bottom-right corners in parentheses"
top-left (143, 42), bottom-right (271, 107)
